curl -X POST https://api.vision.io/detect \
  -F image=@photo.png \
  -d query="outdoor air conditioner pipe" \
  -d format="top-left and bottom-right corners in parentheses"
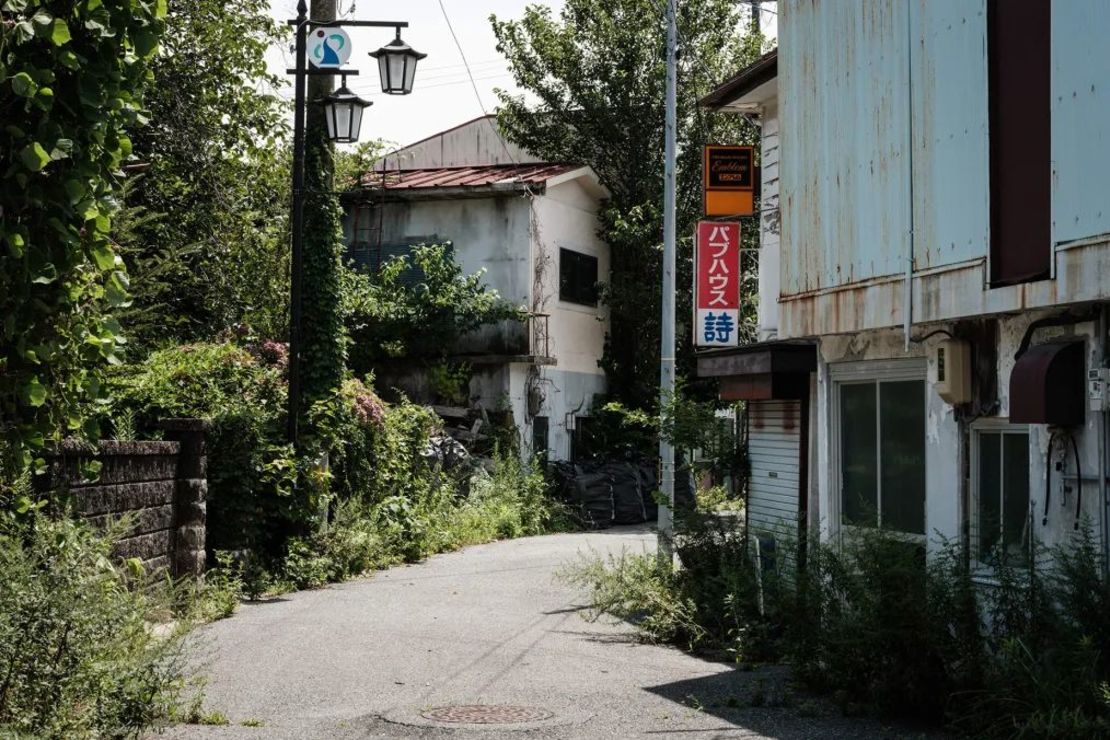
top-left (1100, 306), bottom-right (1109, 570)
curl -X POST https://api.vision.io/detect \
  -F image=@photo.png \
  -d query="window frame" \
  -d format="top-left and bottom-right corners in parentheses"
top-left (829, 359), bottom-right (927, 542)
top-left (970, 418), bottom-right (1031, 572)
top-left (558, 248), bottom-right (600, 307)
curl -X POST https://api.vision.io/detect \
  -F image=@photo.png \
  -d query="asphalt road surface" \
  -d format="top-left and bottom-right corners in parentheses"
top-left (162, 527), bottom-right (925, 739)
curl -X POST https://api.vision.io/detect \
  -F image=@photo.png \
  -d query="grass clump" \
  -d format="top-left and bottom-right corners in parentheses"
top-left (279, 449), bottom-right (574, 592)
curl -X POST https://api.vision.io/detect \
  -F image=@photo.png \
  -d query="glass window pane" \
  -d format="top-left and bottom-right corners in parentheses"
top-left (879, 380), bottom-right (926, 534)
top-left (1002, 432), bottom-right (1030, 557)
top-left (978, 432), bottom-right (1002, 561)
top-left (840, 383), bottom-right (877, 527)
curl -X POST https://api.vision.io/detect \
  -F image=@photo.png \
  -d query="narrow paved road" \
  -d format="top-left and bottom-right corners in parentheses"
top-left (165, 527), bottom-right (915, 739)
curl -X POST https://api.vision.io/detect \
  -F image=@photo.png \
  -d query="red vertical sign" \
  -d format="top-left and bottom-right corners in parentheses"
top-left (694, 221), bottom-right (741, 347)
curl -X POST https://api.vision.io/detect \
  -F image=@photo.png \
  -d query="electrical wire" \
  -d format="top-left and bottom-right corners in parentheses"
top-left (435, 0), bottom-right (518, 164)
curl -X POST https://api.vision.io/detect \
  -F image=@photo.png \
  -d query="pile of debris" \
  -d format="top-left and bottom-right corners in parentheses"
top-left (548, 458), bottom-right (659, 529)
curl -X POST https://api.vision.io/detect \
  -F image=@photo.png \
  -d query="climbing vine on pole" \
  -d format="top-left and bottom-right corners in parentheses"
top-left (298, 0), bottom-right (347, 425)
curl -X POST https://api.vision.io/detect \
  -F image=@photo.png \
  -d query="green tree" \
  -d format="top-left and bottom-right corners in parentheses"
top-left (341, 244), bottom-right (523, 374)
top-left (1, 0), bottom-right (166, 478)
top-left (492, 1), bottom-right (764, 408)
top-left (116, 0), bottom-right (291, 352)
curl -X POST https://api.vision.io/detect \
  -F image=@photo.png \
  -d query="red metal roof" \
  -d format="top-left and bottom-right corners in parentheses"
top-left (358, 163), bottom-right (581, 190)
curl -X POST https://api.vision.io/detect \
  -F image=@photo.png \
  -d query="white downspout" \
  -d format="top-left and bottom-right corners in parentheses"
top-left (903, 2), bottom-right (914, 351)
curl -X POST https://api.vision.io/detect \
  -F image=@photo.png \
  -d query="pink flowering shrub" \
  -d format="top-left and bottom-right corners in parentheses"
top-left (253, 340), bottom-right (289, 370)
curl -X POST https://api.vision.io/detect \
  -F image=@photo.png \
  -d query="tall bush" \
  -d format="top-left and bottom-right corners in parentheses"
top-left (566, 517), bottom-right (1110, 734)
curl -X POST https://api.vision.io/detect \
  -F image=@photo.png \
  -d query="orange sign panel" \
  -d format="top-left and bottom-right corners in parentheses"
top-left (703, 145), bottom-right (755, 217)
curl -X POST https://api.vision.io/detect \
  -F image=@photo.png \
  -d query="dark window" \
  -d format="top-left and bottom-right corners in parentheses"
top-left (347, 235), bottom-right (446, 287)
top-left (571, 416), bottom-right (592, 462)
top-left (532, 416), bottom-right (549, 460)
top-left (988, 0), bottom-right (1051, 286)
top-left (975, 429), bottom-right (1030, 563)
top-left (839, 379), bottom-right (926, 535)
top-left (559, 248), bottom-right (599, 306)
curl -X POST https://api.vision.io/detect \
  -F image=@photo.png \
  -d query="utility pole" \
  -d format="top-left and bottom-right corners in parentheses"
top-left (287, 0), bottom-right (309, 446)
top-left (750, 1), bottom-right (761, 36)
top-left (657, 0), bottom-right (678, 562)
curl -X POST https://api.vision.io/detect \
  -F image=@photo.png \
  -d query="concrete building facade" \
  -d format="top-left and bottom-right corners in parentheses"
top-left (342, 116), bottom-right (610, 461)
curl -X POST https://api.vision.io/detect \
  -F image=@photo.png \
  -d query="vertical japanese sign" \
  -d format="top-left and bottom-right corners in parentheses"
top-left (694, 220), bottom-right (741, 347)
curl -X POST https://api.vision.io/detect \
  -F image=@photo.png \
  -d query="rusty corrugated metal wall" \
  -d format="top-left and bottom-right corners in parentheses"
top-left (780, 0), bottom-right (911, 296)
top-left (1052, 1), bottom-right (1110, 245)
top-left (909, 0), bottom-right (989, 273)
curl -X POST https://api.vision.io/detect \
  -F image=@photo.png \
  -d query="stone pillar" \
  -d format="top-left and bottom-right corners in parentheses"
top-left (161, 418), bottom-right (210, 579)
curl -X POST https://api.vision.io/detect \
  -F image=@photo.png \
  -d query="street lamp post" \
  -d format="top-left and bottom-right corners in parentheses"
top-left (285, 1), bottom-right (423, 446)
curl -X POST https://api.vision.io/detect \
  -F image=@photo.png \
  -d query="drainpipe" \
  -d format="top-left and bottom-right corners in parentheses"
top-left (903, 3), bottom-right (915, 352)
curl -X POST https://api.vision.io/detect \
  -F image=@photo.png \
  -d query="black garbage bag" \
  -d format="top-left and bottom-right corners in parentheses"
top-left (637, 461), bottom-right (659, 521)
top-left (571, 472), bottom-right (613, 529)
top-left (604, 461), bottom-right (646, 524)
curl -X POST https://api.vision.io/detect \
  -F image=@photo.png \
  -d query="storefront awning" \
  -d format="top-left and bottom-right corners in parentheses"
top-left (696, 341), bottom-right (816, 401)
top-left (1009, 340), bottom-right (1085, 427)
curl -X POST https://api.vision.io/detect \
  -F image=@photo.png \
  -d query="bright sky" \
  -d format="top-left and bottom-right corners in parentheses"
top-left (266, 1), bottom-right (777, 149)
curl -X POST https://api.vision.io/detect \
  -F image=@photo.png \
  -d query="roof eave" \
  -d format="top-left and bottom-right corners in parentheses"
top-left (544, 166), bottom-right (610, 199)
top-left (699, 49), bottom-right (778, 111)
top-left (346, 181), bottom-right (541, 203)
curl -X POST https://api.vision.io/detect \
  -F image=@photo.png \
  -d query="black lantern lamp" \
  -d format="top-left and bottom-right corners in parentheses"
top-left (369, 30), bottom-right (426, 95)
top-left (319, 76), bottom-right (372, 143)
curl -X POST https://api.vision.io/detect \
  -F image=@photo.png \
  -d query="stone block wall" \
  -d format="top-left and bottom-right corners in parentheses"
top-left (40, 419), bottom-right (208, 579)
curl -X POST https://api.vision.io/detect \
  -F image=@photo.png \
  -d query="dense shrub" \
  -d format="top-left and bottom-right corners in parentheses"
top-left (108, 342), bottom-right (297, 555)
top-left (0, 516), bottom-right (188, 738)
top-left (110, 340), bottom-right (574, 594)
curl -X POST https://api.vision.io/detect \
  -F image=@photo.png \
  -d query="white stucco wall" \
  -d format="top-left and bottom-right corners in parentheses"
top-left (524, 178), bottom-right (610, 458)
top-left (814, 319), bottom-right (1105, 561)
top-left (531, 180), bottom-right (610, 375)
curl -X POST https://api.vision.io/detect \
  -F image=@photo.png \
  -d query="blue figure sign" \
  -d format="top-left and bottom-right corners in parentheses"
top-left (308, 27), bottom-right (352, 69)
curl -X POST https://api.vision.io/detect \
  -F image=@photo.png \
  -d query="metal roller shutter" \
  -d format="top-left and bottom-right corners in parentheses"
top-left (747, 400), bottom-right (801, 535)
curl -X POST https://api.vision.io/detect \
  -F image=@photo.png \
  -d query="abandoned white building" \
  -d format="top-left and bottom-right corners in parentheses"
top-left (700, 0), bottom-right (1110, 569)
top-left (341, 116), bottom-right (610, 461)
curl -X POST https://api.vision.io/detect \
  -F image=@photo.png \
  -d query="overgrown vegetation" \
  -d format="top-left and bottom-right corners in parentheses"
top-left (0, 515), bottom-right (190, 738)
top-left (565, 514), bottom-right (1110, 736)
top-left (342, 244), bottom-right (523, 376)
top-left (104, 339), bottom-right (572, 597)
top-left (1, 0), bottom-right (166, 477)
top-left (117, 0), bottom-right (290, 352)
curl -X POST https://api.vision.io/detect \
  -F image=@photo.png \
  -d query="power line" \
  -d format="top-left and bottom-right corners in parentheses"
top-left (435, 0), bottom-right (518, 164)
top-left (349, 72), bottom-right (514, 96)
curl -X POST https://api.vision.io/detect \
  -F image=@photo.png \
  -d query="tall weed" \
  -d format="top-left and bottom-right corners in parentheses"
top-left (0, 517), bottom-right (189, 739)
top-left (565, 512), bottom-right (1110, 735)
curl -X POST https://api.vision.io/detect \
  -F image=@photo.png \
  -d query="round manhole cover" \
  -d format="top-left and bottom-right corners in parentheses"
top-left (421, 705), bottom-right (554, 725)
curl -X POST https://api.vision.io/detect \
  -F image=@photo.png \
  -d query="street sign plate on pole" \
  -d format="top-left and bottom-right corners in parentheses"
top-left (308, 27), bottom-right (352, 69)
top-left (694, 220), bottom-right (741, 347)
